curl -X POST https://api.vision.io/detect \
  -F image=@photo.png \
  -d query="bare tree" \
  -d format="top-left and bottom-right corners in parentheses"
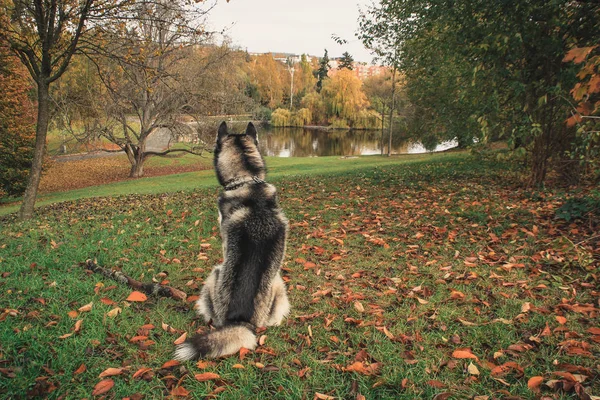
top-left (82, 0), bottom-right (221, 177)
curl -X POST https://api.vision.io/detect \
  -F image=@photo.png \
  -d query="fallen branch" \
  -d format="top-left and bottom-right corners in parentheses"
top-left (84, 259), bottom-right (187, 301)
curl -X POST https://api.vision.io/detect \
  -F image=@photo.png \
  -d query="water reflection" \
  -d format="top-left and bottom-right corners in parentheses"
top-left (257, 126), bottom-right (457, 157)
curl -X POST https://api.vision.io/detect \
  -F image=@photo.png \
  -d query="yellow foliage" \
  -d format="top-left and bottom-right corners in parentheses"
top-left (271, 108), bottom-right (292, 127)
top-left (322, 70), bottom-right (370, 127)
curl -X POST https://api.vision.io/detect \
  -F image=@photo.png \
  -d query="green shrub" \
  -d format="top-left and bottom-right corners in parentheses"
top-left (555, 192), bottom-right (600, 222)
top-left (253, 106), bottom-right (272, 122)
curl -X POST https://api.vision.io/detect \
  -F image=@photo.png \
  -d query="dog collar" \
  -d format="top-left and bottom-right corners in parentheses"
top-left (224, 176), bottom-right (265, 191)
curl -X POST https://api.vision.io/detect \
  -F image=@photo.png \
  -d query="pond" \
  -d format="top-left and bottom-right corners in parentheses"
top-left (256, 126), bottom-right (457, 157)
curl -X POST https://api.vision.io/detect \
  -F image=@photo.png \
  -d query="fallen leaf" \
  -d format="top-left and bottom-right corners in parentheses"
top-left (452, 348), bottom-right (479, 361)
top-left (78, 302), bottom-right (93, 312)
top-left (106, 307), bottom-right (121, 318)
top-left (314, 393), bottom-right (336, 400)
top-left (171, 386), bottom-right (189, 397)
top-left (132, 367), bottom-right (153, 379)
top-left (354, 301), bottom-right (365, 313)
top-left (527, 376), bottom-right (544, 392)
top-left (161, 360), bottom-right (180, 369)
top-left (99, 367), bottom-right (123, 378)
top-left (173, 332), bottom-right (187, 345)
top-left (468, 362), bottom-right (480, 375)
top-left (556, 315), bottom-right (567, 325)
top-left (194, 372), bottom-right (220, 382)
top-left (67, 310), bottom-right (78, 319)
top-left (91, 379), bottom-right (114, 396)
top-left (126, 291), bottom-right (148, 302)
top-left (73, 364), bottom-right (86, 375)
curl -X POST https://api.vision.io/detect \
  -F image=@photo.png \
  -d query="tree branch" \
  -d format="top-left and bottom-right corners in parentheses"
top-left (84, 259), bottom-right (188, 301)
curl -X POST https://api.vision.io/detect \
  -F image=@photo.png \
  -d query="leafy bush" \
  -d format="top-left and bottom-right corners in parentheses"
top-left (270, 108), bottom-right (291, 127)
top-left (328, 117), bottom-right (350, 129)
top-left (555, 192), bottom-right (600, 222)
top-left (354, 109), bottom-right (380, 129)
top-left (290, 108), bottom-right (312, 127)
top-left (253, 106), bottom-right (272, 122)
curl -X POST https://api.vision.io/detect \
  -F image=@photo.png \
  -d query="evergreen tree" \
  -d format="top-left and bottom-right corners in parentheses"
top-left (315, 49), bottom-right (330, 93)
top-left (338, 51), bottom-right (354, 70)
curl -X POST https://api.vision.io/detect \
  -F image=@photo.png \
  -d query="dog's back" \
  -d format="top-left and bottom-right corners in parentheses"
top-left (175, 122), bottom-right (289, 360)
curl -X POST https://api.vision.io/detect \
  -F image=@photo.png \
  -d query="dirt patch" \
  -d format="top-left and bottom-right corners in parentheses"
top-left (39, 156), bottom-right (211, 194)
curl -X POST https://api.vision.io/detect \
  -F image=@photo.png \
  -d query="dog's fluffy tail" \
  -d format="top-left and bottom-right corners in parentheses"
top-left (174, 324), bottom-right (256, 360)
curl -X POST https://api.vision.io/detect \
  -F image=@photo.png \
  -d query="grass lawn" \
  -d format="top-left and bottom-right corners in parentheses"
top-left (0, 154), bottom-right (598, 399)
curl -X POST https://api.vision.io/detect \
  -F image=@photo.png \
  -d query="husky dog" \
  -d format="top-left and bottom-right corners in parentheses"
top-left (175, 122), bottom-right (290, 360)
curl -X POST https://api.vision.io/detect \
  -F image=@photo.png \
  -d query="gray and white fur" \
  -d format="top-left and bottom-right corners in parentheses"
top-left (174, 122), bottom-right (290, 360)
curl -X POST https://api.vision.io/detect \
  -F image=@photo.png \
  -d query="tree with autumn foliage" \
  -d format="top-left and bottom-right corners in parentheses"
top-left (322, 69), bottom-right (370, 128)
top-left (0, 0), bottom-right (140, 219)
top-left (563, 46), bottom-right (600, 181)
top-left (359, 0), bottom-right (600, 184)
top-left (246, 53), bottom-right (287, 109)
top-left (0, 44), bottom-right (36, 198)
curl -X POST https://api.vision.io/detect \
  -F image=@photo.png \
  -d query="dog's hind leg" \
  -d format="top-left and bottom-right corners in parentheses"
top-left (196, 265), bottom-right (221, 323)
top-left (266, 274), bottom-right (290, 327)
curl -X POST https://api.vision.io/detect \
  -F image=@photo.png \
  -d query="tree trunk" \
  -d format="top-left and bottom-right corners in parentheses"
top-left (125, 143), bottom-right (146, 178)
top-left (388, 67), bottom-right (397, 157)
top-left (380, 107), bottom-right (385, 156)
top-left (18, 80), bottom-right (50, 220)
top-left (529, 134), bottom-right (548, 187)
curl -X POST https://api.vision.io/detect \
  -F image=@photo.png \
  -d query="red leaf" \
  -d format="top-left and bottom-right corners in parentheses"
top-left (91, 379), bottom-right (114, 396)
top-left (126, 291), bottom-right (147, 302)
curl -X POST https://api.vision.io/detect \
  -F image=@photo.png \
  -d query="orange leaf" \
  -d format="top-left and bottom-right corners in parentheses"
top-left (91, 379), bottom-right (114, 396)
top-left (451, 348), bottom-right (479, 361)
top-left (239, 347), bottom-right (250, 360)
top-left (126, 291), bottom-right (147, 302)
top-left (563, 46), bottom-right (597, 64)
top-left (132, 367), bottom-right (153, 379)
top-left (173, 332), bottom-right (187, 345)
top-left (194, 372), bottom-right (220, 382)
top-left (161, 360), bottom-right (180, 369)
top-left (99, 367), bottom-right (123, 378)
top-left (67, 310), bottom-right (79, 319)
top-left (170, 386), bottom-right (190, 397)
top-left (100, 297), bottom-right (117, 306)
top-left (74, 319), bottom-right (82, 332)
top-left (556, 316), bottom-right (567, 325)
top-left (527, 376), bottom-right (544, 392)
top-left (74, 363), bottom-right (86, 375)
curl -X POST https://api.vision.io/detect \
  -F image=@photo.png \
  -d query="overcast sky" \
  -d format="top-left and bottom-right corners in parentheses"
top-left (205, 0), bottom-right (376, 63)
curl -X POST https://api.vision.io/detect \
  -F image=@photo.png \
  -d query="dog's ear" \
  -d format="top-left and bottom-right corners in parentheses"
top-left (245, 122), bottom-right (258, 142)
top-left (217, 121), bottom-right (228, 142)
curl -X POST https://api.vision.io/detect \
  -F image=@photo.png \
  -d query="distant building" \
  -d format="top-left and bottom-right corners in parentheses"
top-left (250, 52), bottom-right (388, 80)
top-left (327, 60), bottom-right (387, 81)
